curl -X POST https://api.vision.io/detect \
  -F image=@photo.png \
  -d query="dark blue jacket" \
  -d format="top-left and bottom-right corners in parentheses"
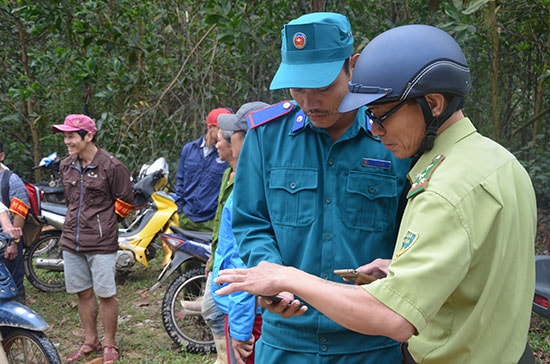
top-left (175, 136), bottom-right (228, 222)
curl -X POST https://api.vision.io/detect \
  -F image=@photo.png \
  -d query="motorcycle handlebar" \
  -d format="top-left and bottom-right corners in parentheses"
top-left (0, 232), bottom-right (14, 253)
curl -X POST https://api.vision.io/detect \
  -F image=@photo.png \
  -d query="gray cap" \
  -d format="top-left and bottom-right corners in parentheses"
top-left (218, 102), bottom-right (269, 132)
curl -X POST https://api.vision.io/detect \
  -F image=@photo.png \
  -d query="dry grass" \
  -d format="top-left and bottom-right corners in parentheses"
top-left (25, 253), bottom-right (215, 364)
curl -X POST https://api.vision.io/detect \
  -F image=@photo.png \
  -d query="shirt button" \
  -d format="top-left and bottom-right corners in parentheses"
top-left (368, 186), bottom-right (377, 194)
top-left (325, 196), bottom-right (331, 204)
top-left (290, 182), bottom-right (297, 189)
top-left (324, 234), bottom-right (332, 241)
top-left (321, 345), bottom-right (328, 352)
top-left (328, 158), bottom-right (334, 165)
top-left (320, 336), bottom-right (327, 342)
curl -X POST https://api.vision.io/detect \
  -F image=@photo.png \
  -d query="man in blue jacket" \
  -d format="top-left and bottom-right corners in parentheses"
top-left (175, 107), bottom-right (232, 232)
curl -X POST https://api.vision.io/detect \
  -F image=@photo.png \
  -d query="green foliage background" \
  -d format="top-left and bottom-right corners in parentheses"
top-left (1, 0), bottom-right (549, 205)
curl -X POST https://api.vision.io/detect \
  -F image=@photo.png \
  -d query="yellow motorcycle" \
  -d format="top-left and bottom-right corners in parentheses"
top-left (24, 158), bottom-right (179, 292)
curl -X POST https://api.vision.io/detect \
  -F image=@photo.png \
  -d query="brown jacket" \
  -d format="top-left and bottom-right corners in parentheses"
top-left (60, 148), bottom-right (133, 254)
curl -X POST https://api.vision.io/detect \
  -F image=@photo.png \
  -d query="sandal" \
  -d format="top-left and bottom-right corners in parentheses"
top-left (67, 342), bottom-right (102, 363)
top-left (103, 345), bottom-right (120, 364)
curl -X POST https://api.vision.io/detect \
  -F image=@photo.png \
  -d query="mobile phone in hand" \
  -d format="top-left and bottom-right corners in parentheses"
top-left (259, 295), bottom-right (305, 307)
top-left (261, 295), bottom-right (283, 303)
top-left (333, 269), bottom-right (377, 285)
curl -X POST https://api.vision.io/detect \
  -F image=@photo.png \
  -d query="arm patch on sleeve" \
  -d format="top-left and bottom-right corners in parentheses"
top-left (9, 197), bottom-right (29, 219)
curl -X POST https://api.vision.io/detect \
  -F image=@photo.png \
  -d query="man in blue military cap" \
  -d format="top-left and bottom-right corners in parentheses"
top-left (220, 12), bottom-right (410, 363)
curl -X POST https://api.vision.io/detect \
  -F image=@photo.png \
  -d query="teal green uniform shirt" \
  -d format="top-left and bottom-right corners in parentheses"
top-left (232, 102), bottom-right (410, 357)
top-left (366, 118), bottom-right (536, 364)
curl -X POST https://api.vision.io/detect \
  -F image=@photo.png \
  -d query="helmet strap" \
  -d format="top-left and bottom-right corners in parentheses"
top-left (414, 95), bottom-right (462, 159)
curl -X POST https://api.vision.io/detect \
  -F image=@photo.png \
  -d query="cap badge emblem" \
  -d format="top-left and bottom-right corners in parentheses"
top-left (293, 32), bottom-right (306, 49)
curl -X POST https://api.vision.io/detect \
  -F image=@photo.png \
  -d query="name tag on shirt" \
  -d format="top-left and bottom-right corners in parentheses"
top-left (362, 158), bottom-right (391, 169)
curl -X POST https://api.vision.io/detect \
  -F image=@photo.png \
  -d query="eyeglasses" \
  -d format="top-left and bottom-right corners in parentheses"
top-left (365, 100), bottom-right (407, 128)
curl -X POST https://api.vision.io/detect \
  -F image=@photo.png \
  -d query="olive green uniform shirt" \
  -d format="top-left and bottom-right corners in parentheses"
top-left (207, 167), bottom-right (233, 272)
top-left (366, 118), bottom-right (536, 364)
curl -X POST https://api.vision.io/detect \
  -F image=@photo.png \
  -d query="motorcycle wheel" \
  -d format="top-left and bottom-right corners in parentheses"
top-left (23, 230), bottom-right (66, 293)
top-left (2, 327), bottom-right (61, 364)
top-left (161, 268), bottom-right (215, 354)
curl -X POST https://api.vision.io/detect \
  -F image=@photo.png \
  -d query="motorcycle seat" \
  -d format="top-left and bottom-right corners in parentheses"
top-left (533, 255), bottom-right (550, 319)
top-left (171, 226), bottom-right (212, 244)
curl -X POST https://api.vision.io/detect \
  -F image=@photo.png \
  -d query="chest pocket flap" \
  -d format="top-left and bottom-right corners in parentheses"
top-left (270, 168), bottom-right (318, 194)
top-left (268, 168), bottom-right (318, 226)
top-left (347, 171), bottom-right (397, 199)
top-left (345, 171), bottom-right (398, 231)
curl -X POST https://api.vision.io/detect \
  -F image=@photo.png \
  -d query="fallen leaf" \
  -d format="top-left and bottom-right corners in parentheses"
top-left (132, 300), bottom-right (150, 307)
top-left (84, 358), bottom-right (103, 364)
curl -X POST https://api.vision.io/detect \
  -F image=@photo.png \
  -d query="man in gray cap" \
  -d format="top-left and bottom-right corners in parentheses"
top-left (204, 102), bottom-right (268, 364)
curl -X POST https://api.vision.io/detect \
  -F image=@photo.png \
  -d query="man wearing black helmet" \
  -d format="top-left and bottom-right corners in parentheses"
top-left (214, 24), bottom-right (537, 364)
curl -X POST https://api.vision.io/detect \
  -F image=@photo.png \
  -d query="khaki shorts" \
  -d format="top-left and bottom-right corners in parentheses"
top-left (63, 250), bottom-right (117, 298)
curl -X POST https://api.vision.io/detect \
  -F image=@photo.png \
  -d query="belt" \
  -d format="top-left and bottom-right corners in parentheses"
top-left (400, 343), bottom-right (416, 364)
top-left (518, 343), bottom-right (536, 364)
top-left (400, 342), bottom-right (535, 364)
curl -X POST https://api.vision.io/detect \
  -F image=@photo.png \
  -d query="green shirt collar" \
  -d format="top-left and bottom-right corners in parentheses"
top-left (409, 117), bottom-right (476, 181)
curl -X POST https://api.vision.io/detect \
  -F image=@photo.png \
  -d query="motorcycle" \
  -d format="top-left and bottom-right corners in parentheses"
top-left (0, 233), bottom-right (62, 363)
top-left (32, 152), bottom-right (65, 204)
top-left (23, 157), bottom-right (179, 293)
top-left (22, 201), bottom-right (64, 292)
top-left (533, 255), bottom-right (550, 318)
top-left (151, 226), bottom-right (215, 353)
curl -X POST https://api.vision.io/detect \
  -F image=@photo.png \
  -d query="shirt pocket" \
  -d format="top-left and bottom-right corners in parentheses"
top-left (343, 171), bottom-right (398, 231)
top-left (62, 176), bottom-right (80, 204)
top-left (268, 168), bottom-right (318, 227)
top-left (84, 173), bottom-right (110, 207)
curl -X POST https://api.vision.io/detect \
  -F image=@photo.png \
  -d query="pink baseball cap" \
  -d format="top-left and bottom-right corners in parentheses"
top-left (206, 108), bottom-right (232, 127)
top-left (51, 114), bottom-right (97, 134)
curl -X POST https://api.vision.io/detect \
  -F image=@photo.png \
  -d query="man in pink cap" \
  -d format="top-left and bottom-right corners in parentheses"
top-left (52, 114), bottom-right (134, 364)
top-left (175, 107), bottom-right (233, 233)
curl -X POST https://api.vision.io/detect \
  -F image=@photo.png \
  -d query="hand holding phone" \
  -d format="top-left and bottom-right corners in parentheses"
top-left (261, 295), bottom-right (284, 303)
top-left (259, 295), bottom-right (305, 308)
top-left (333, 269), bottom-right (377, 285)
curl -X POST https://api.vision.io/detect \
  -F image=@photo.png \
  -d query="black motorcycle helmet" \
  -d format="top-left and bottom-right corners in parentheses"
top-left (339, 24), bottom-right (471, 152)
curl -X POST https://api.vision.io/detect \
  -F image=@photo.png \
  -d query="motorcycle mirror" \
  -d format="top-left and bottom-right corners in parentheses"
top-left (137, 158), bottom-right (169, 182)
top-left (33, 151), bottom-right (58, 169)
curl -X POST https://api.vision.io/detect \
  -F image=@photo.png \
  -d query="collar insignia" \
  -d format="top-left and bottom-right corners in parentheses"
top-left (407, 154), bottom-right (445, 199)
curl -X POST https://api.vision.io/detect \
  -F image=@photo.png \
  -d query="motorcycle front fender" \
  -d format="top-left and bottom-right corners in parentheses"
top-left (150, 250), bottom-right (194, 291)
top-left (0, 300), bottom-right (49, 331)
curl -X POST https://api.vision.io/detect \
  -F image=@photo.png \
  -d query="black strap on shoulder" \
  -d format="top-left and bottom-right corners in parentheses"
top-left (1, 170), bottom-right (12, 206)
